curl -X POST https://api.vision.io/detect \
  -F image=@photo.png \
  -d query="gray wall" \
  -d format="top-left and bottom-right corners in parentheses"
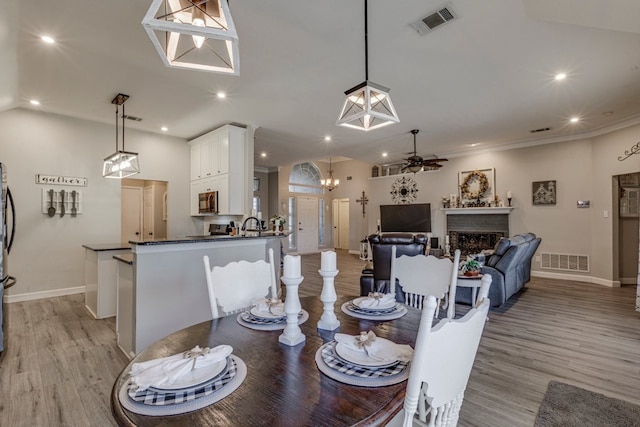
top-left (1, 108), bottom-right (193, 297)
top-left (367, 124), bottom-right (640, 286)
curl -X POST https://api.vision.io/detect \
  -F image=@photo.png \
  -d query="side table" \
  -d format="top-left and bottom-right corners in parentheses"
top-left (456, 274), bottom-right (484, 306)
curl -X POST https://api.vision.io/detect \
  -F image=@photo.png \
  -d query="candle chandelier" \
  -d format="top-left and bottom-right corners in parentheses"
top-left (321, 158), bottom-right (340, 191)
top-left (336, 0), bottom-right (399, 131)
top-left (142, 0), bottom-right (239, 75)
top-left (103, 94), bottom-right (140, 179)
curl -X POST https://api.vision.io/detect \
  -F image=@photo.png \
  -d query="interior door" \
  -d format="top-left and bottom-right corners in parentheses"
top-left (122, 186), bottom-right (143, 242)
top-left (338, 199), bottom-right (350, 250)
top-left (297, 196), bottom-right (319, 254)
top-left (143, 186), bottom-right (154, 240)
top-left (332, 199), bottom-right (339, 248)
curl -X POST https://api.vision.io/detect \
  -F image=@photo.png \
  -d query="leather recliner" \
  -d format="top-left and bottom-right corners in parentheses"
top-left (359, 233), bottom-right (428, 301)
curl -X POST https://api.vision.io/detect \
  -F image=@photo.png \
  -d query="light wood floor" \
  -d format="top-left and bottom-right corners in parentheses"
top-left (1, 249), bottom-right (639, 426)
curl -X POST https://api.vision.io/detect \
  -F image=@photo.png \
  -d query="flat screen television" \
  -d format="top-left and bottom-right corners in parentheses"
top-left (380, 203), bottom-right (431, 233)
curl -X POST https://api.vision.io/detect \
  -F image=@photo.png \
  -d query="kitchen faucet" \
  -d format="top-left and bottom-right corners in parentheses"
top-left (241, 216), bottom-right (265, 236)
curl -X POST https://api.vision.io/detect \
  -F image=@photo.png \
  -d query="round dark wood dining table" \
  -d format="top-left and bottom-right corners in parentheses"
top-left (111, 295), bottom-right (421, 426)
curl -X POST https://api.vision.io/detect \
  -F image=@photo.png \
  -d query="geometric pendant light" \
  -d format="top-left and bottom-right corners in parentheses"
top-left (141, 0), bottom-right (239, 75)
top-left (337, 0), bottom-right (399, 131)
top-left (103, 93), bottom-right (141, 179)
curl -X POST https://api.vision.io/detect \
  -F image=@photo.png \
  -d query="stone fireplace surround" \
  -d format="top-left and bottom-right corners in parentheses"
top-left (445, 209), bottom-right (511, 256)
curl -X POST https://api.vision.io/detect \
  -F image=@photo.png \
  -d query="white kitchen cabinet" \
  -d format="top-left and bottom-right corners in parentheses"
top-left (189, 125), bottom-right (247, 216)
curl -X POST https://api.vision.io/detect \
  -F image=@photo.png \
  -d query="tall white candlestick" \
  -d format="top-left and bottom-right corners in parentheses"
top-left (507, 191), bottom-right (512, 199)
top-left (257, 211), bottom-right (262, 220)
top-left (321, 251), bottom-right (337, 272)
top-left (445, 235), bottom-right (450, 244)
top-left (283, 255), bottom-right (301, 279)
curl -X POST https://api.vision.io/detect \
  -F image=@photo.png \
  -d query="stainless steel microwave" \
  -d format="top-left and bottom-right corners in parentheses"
top-left (198, 191), bottom-right (218, 214)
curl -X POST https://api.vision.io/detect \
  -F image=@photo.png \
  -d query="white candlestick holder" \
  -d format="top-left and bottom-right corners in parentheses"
top-left (317, 269), bottom-right (340, 331)
top-left (444, 243), bottom-right (451, 257)
top-left (279, 275), bottom-right (306, 346)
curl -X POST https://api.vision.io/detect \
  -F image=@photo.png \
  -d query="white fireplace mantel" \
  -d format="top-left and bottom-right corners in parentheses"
top-left (442, 207), bottom-right (514, 215)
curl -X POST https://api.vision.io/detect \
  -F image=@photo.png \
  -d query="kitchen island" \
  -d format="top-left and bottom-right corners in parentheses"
top-left (115, 233), bottom-right (286, 358)
top-left (83, 243), bottom-right (131, 319)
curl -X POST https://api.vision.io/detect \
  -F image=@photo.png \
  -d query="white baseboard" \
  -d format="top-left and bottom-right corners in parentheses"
top-left (348, 250), bottom-right (360, 255)
top-left (3, 286), bottom-right (86, 303)
top-left (532, 271), bottom-right (621, 287)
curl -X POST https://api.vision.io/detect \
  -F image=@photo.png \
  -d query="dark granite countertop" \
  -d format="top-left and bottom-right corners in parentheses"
top-left (83, 243), bottom-right (131, 251)
top-left (129, 231), bottom-right (290, 246)
top-left (113, 253), bottom-right (134, 265)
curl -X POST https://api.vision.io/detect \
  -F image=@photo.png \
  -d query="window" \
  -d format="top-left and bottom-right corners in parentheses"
top-left (289, 162), bottom-right (323, 194)
top-left (252, 196), bottom-right (261, 214)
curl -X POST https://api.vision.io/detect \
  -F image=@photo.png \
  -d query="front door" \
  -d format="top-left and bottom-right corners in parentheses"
top-left (297, 196), bottom-right (319, 254)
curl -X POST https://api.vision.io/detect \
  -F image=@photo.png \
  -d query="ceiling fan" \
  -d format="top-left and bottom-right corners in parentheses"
top-left (401, 129), bottom-right (448, 172)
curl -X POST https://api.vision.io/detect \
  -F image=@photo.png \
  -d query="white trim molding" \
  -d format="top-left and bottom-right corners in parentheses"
top-left (532, 271), bottom-right (620, 287)
top-left (4, 285), bottom-right (86, 303)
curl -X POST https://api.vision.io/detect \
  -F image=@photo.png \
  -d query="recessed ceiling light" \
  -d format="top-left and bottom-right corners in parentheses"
top-left (161, 126), bottom-right (168, 132)
top-left (30, 99), bottom-right (40, 105)
top-left (324, 136), bottom-right (331, 142)
top-left (469, 143), bottom-right (479, 147)
top-left (41, 35), bottom-right (55, 44)
top-left (260, 152), bottom-right (267, 158)
top-left (570, 117), bottom-right (580, 123)
top-left (216, 92), bottom-right (226, 99)
top-left (381, 152), bottom-right (388, 157)
top-left (555, 73), bottom-right (567, 81)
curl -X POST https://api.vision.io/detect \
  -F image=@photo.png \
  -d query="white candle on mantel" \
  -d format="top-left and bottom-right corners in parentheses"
top-left (321, 250), bottom-right (337, 272)
top-left (507, 191), bottom-right (513, 199)
top-left (251, 208), bottom-right (256, 217)
top-left (257, 211), bottom-right (262, 220)
top-left (445, 235), bottom-right (450, 244)
top-left (283, 255), bottom-right (301, 279)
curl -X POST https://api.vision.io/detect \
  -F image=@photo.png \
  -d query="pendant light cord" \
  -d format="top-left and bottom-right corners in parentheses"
top-left (115, 105), bottom-right (119, 152)
top-left (122, 102), bottom-right (126, 151)
top-left (364, 0), bottom-right (368, 81)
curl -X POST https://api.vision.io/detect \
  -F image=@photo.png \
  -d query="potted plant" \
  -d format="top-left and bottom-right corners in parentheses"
top-left (270, 214), bottom-right (286, 232)
top-left (460, 258), bottom-right (482, 276)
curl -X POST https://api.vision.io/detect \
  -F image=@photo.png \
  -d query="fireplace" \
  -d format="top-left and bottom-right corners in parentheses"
top-left (445, 211), bottom-right (510, 256)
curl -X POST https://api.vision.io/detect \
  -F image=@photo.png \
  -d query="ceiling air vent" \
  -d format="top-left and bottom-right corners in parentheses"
top-left (530, 127), bottom-right (551, 133)
top-left (410, 4), bottom-right (457, 35)
top-left (123, 115), bottom-right (143, 122)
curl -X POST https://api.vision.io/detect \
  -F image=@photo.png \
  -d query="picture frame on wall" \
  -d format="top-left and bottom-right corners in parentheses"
top-left (532, 180), bottom-right (556, 205)
top-left (458, 168), bottom-right (495, 205)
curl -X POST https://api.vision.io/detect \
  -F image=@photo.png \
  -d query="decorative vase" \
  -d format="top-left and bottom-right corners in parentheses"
top-left (464, 270), bottom-right (479, 277)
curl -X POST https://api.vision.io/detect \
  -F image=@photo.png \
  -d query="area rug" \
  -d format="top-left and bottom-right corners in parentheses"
top-left (534, 381), bottom-right (640, 427)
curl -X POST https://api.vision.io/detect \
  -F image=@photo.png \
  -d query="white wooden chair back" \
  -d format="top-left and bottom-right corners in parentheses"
top-left (202, 248), bottom-right (277, 319)
top-left (389, 246), bottom-right (461, 316)
top-left (400, 288), bottom-right (490, 427)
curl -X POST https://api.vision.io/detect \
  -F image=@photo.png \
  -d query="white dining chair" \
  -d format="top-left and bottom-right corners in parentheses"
top-left (389, 247), bottom-right (461, 318)
top-left (388, 284), bottom-right (491, 427)
top-left (203, 248), bottom-right (278, 319)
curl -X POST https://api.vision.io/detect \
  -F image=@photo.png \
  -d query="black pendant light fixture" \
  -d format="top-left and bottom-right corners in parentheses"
top-left (336, 0), bottom-right (399, 131)
top-left (103, 93), bottom-right (140, 179)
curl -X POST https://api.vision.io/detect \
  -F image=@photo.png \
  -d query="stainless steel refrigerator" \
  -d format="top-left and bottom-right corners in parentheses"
top-left (1, 163), bottom-right (16, 353)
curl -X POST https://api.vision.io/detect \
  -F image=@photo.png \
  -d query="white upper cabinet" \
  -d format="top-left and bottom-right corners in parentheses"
top-left (188, 125), bottom-right (247, 216)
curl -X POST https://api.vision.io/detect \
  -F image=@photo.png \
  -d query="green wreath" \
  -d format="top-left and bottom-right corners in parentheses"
top-left (460, 170), bottom-right (489, 199)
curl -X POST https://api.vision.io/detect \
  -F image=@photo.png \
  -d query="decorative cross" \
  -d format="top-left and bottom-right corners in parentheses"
top-left (356, 191), bottom-right (368, 218)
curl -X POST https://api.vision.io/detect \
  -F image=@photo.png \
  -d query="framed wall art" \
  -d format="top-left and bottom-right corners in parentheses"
top-left (458, 168), bottom-right (495, 205)
top-left (532, 180), bottom-right (556, 205)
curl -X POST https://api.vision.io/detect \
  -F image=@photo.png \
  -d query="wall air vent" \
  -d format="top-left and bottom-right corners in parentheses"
top-left (123, 115), bottom-right (142, 122)
top-left (530, 127), bottom-right (551, 133)
top-left (540, 252), bottom-right (590, 273)
top-left (410, 4), bottom-right (457, 36)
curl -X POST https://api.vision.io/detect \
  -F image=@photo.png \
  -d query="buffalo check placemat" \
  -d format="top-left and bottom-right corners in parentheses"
top-left (315, 342), bottom-right (410, 387)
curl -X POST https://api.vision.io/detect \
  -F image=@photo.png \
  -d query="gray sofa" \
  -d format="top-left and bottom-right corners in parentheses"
top-left (456, 233), bottom-right (541, 307)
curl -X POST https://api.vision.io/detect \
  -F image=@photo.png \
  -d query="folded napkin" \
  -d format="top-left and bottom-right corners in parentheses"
top-left (358, 292), bottom-right (396, 309)
top-left (130, 345), bottom-right (233, 391)
top-left (253, 298), bottom-right (284, 316)
top-left (335, 331), bottom-right (413, 362)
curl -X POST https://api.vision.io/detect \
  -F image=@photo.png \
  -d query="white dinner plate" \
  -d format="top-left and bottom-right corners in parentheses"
top-left (250, 304), bottom-right (285, 319)
top-left (334, 338), bottom-right (399, 368)
top-left (352, 296), bottom-right (396, 311)
top-left (149, 358), bottom-right (228, 391)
